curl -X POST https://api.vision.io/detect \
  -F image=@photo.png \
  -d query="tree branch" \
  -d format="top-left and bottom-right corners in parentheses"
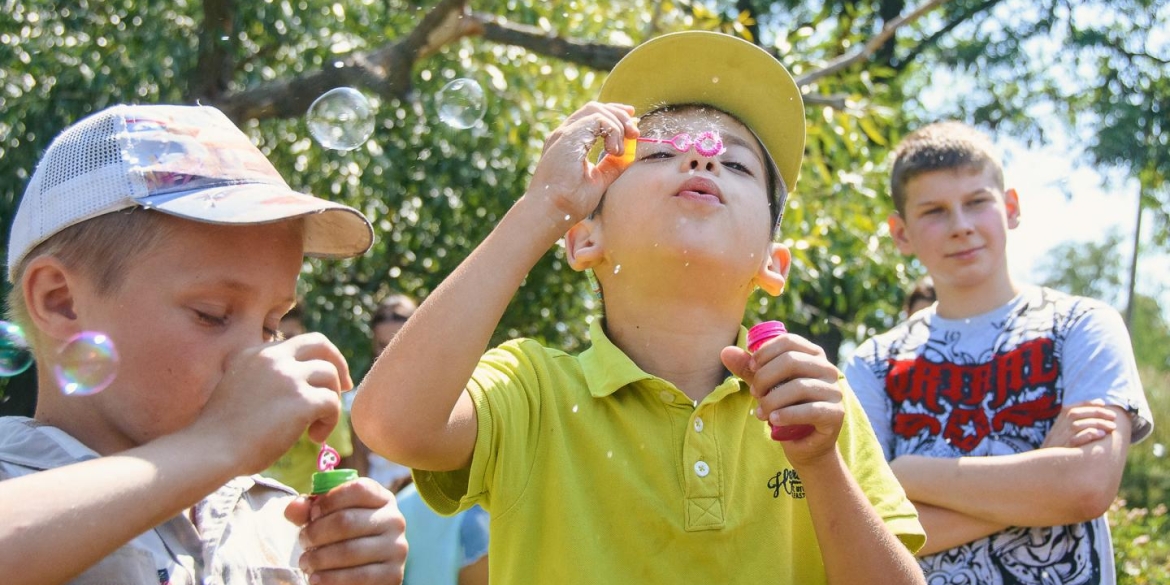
top-left (795, 0), bottom-right (952, 86)
top-left (193, 0), bottom-right (236, 101)
top-left (208, 0), bottom-right (956, 123)
top-left (895, 0), bottom-right (1005, 70)
top-left (212, 0), bottom-right (480, 122)
top-left (479, 17), bottom-right (630, 71)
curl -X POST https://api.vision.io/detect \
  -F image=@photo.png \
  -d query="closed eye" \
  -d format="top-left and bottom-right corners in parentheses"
top-left (723, 160), bottom-right (754, 176)
top-left (194, 310), bottom-right (227, 327)
top-left (640, 150), bottom-right (673, 161)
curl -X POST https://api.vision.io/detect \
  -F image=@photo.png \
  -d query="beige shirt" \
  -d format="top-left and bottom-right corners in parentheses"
top-left (0, 417), bottom-right (308, 585)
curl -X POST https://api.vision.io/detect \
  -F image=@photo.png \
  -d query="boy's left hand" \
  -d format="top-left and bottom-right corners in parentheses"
top-left (285, 478), bottom-right (408, 585)
top-left (721, 334), bottom-right (844, 466)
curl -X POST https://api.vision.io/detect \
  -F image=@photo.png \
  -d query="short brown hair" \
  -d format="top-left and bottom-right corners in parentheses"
top-left (372, 294), bottom-right (417, 327)
top-left (889, 121), bottom-right (1004, 217)
top-left (903, 276), bottom-right (936, 316)
top-left (6, 209), bottom-right (174, 349)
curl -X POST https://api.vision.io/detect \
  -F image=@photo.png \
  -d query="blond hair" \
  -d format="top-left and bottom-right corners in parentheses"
top-left (6, 209), bottom-right (174, 350)
top-left (889, 121), bottom-right (1004, 217)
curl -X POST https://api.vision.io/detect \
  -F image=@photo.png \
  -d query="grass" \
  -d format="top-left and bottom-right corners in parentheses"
top-left (1113, 366), bottom-right (1169, 584)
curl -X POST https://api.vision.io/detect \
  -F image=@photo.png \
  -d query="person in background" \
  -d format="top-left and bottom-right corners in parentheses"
top-left (356, 293), bottom-right (490, 585)
top-left (903, 276), bottom-right (936, 317)
top-left (843, 120), bottom-right (1154, 583)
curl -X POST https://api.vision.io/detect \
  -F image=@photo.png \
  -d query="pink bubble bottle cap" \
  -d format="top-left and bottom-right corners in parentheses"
top-left (747, 320), bottom-right (787, 352)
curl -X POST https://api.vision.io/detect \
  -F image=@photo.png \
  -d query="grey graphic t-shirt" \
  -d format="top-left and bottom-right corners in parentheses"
top-left (845, 286), bottom-right (1153, 585)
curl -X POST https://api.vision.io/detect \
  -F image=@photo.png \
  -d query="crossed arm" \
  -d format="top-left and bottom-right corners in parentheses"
top-left (896, 401), bottom-right (1131, 555)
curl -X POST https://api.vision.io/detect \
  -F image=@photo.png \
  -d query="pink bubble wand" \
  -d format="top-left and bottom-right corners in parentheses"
top-left (311, 443), bottom-right (356, 496)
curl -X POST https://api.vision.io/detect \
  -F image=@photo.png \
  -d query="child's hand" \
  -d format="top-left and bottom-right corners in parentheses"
top-left (1040, 399), bottom-right (1119, 448)
top-left (721, 334), bottom-right (844, 466)
top-left (526, 101), bottom-right (639, 224)
top-left (285, 478), bottom-right (408, 585)
top-left (194, 333), bottom-right (352, 474)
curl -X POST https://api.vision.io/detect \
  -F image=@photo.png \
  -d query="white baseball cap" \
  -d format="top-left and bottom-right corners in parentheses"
top-left (7, 103), bottom-right (374, 282)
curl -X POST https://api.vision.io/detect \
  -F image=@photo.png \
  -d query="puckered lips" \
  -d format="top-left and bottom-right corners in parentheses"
top-left (674, 177), bottom-right (723, 205)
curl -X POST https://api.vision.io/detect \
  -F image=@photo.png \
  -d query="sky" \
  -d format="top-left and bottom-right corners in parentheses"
top-left (999, 136), bottom-right (1164, 312)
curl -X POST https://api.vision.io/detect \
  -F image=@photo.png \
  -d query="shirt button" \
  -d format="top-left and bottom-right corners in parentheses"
top-left (659, 390), bottom-right (674, 403)
top-left (693, 460), bottom-right (710, 477)
top-left (693, 418), bottom-right (705, 432)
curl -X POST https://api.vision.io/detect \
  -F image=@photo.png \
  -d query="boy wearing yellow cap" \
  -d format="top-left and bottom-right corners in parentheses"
top-left (355, 32), bottom-right (925, 584)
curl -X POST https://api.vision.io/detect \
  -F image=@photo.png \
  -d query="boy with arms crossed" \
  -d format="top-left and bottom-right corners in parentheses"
top-left (844, 121), bottom-right (1154, 584)
top-left (355, 32), bottom-right (925, 584)
top-left (0, 104), bottom-right (407, 585)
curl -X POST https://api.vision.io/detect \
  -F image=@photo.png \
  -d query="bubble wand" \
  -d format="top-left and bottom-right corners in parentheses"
top-left (311, 443), bottom-right (357, 496)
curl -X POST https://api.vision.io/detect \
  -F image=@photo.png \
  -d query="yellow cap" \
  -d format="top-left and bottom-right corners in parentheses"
top-left (598, 31), bottom-right (805, 193)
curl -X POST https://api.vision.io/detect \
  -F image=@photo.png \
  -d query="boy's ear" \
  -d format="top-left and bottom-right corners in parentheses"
top-left (752, 243), bottom-right (791, 296)
top-left (565, 218), bottom-right (604, 272)
top-left (888, 212), bottom-right (915, 255)
top-left (22, 256), bottom-right (83, 343)
top-left (1004, 187), bottom-right (1021, 229)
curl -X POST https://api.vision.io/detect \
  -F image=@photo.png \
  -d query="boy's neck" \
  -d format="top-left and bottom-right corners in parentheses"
top-left (933, 271), bottom-right (1020, 320)
top-left (602, 293), bottom-right (746, 403)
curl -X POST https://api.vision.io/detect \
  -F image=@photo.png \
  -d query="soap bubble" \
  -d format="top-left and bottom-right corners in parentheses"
top-left (306, 87), bottom-right (375, 151)
top-left (436, 78), bottom-right (486, 129)
top-left (0, 321), bottom-right (33, 377)
top-left (55, 332), bottom-right (120, 396)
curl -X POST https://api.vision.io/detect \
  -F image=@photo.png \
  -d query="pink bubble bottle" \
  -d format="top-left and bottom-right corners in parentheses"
top-left (747, 321), bottom-right (815, 442)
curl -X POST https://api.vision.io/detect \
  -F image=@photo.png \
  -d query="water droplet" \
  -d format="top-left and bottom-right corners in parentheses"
top-left (436, 78), bottom-right (486, 129)
top-left (572, 404), bottom-right (579, 413)
top-left (0, 321), bottom-right (33, 377)
top-left (307, 87), bottom-right (375, 151)
top-left (606, 450), bottom-right (613, 458)
top-left (564, 214), bottom-right (571, 221)
top-left (55, 332), bottom-right (119, 396)
top-left (614, 264), bottom-right (621, 274)
top-left (711, 76), bottom-right (719, 84)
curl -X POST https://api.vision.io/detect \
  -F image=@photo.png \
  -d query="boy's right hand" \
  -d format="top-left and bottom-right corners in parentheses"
top-left (194, 332), bottom-right (352, 474)
top-left (525, 101), bottom-right (639, 224)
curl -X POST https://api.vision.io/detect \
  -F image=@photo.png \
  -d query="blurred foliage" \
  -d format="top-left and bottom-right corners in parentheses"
top-left (0, 0), bottom-right (1162, 382)
top-left (1039, 234), bottom-right (1170, 372)
top-left (1110, 498), bottom-right (1170, 585)
top-left (1120, 366), bottom-right (1169, 511)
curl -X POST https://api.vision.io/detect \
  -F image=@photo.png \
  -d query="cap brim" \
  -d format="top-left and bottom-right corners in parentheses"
top-left (599, 31), bottom-right (805, 192)
top-left (140, 184), bottom-right (373, 259)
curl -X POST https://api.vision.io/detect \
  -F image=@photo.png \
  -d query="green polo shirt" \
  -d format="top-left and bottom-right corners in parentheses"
top-left (416, 319), bottom-right (924, 584)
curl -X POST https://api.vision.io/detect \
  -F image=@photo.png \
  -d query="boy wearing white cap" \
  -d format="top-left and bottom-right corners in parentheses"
top-left (354, 32), bottom-right (925, 584)
top-left (0, 104), bottom-right (406, 585)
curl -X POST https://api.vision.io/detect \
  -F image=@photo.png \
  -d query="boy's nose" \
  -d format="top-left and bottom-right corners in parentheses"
top-left (687, 158), bottom-right (717, 173)
top-left (950, 210), bottom-right (975, 234)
